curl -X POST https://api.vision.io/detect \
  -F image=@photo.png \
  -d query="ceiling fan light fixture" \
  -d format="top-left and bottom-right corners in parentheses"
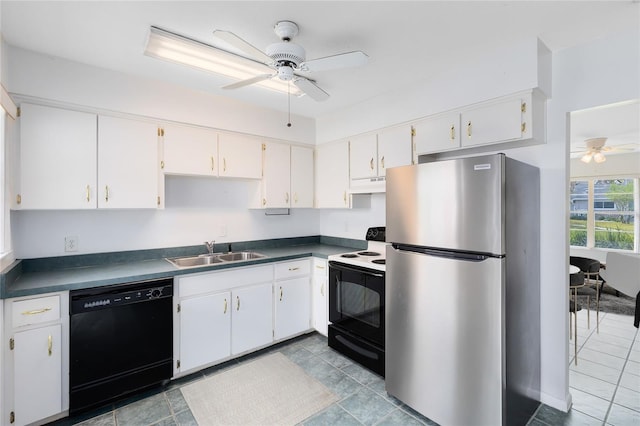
top-left (593, 152), bottom-right (607, 163)
top-left (581, 152), bottom-right (593, 163)
top-left (144, 26), bottom-right (302, 96)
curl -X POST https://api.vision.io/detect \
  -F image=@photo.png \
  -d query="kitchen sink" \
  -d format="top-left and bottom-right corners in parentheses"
top-left (166, 254), bottom-right (225, 268)
top-left (165, 251), bottom-right (266, 268)
top-left (216, 251), bottom-right (266, 262)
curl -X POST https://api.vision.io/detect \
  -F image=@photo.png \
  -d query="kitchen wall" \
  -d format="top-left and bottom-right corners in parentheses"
top-left (4, 45), bottom-right (321, 259)
top-left (315, 28), bottom-right (639, 412)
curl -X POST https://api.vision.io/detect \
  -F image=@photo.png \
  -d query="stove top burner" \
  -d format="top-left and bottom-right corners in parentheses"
top-left (371, 259), bottom-right (386, 265)
top-left (358, 251), bottom-right (380, 257)
top-left (341, 253), bottom-right (359, 258)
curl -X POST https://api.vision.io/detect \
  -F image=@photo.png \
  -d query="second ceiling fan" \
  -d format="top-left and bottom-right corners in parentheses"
top-left (212, 20), bottom-right (368, 102)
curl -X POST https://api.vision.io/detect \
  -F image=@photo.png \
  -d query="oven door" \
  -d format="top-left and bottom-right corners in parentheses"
top-left (328, 261), bottom-right (385, 347)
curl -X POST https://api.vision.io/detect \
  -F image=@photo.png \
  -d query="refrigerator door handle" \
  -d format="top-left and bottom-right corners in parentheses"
top-left (391, 243), bottom-right (502, 261)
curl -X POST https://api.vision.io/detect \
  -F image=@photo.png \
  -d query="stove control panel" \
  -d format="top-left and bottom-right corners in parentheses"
top-left (366, 227), bottom-right (386, 242)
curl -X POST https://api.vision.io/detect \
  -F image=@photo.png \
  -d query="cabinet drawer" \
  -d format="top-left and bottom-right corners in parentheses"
top-left (275, 259), bottom-right (311, 280)
top-left (12, 295), bottom-right (61, 327)
top-left (312, 258), bottom-right (327, 273)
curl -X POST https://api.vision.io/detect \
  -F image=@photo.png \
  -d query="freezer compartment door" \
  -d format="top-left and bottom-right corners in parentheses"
top-left (385, 246), bottom-right (505, 426)
top-left (386, 154), bottom-right (504, 255)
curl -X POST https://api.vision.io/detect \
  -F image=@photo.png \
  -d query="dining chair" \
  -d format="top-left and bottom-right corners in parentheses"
top-left (569, 270), bottom-right (585, 365)
top-left (570, 256), bottom-right (602, 332)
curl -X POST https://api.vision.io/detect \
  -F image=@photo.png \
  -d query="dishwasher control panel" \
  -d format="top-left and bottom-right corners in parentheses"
top-left (70, 279), bottom-right (173, 313)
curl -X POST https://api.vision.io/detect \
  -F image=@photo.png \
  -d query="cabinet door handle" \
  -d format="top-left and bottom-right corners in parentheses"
top-left (294, 193), bottom-right (298, 204)
top-left (48, 335), bottom-right (53, 356)
top-left (105, 185), bottom-right (110, 202)
top-left (223, 158), bottom-right (227, 172)
top-left (21, 307), bottom-right (51, 316)
top-left (380, 156), bottom-right (385, 169)
top-left (343, 191), bottom-right (347, 204)
top-left (262, 198), bottom-right (267, 206)
top-left (320, 283), bottom-right (325, 296)
top-left (369, 157), bottom-right (374, 171)
top-left (236, 296), bottom-right (240, 311)
top-left (467, 121), bottom-right (472, 138)
top-left (285, 192), bottom-right (289, 203)
top-left (211, 156), bottom-right (215, 171)
top-left (521, 122), bottom-right (526, 133)
top-left (279, 286), bottom-right (283, 301)
top-left (86, 185), bottom-right (91, 202)
top-left (223, 298), bottom-right (227, 314)
top-left (450, 125), bottom-right (456, 141)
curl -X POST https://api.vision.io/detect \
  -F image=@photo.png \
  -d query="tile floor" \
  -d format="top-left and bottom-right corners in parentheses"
top-left (532, 309), bottom-right (639, 426)
top-left (49, 314), bottom-right (639, 426)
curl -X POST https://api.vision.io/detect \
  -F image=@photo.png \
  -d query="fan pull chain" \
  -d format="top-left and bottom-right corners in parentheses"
top-left (287, 81), bottom-right (292, 127)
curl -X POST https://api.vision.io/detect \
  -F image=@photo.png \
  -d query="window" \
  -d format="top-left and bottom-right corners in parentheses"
top-left (570, 178), bottom-right (639, 251)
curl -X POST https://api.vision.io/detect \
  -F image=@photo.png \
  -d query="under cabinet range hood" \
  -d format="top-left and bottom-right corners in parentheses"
top-left (349, 176), bottom-right (385, 194)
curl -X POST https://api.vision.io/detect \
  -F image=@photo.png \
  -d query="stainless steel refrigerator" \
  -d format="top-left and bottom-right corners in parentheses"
top-left (385, 153), bottom-right (540, 426)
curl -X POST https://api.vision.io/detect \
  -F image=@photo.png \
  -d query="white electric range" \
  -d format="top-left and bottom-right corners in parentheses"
top-left (327, 227), bottom-right (388, 272)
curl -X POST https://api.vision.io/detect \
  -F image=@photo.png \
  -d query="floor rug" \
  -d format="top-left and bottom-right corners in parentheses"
top-left (180, 352), bottom-right (338, 425)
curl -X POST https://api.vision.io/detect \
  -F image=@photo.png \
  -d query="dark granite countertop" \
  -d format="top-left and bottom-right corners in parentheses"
top-left (1, 236), bottom-right (363, 299)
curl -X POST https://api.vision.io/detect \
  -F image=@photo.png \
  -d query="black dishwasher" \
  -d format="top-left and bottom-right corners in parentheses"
top-left (69, 278), bottom-right (173, 414)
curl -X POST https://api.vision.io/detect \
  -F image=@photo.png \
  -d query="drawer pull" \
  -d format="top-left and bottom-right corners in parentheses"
top-left (288, 267), bottom-right (300, 271)
top-left (315, 265), bottom-right (325, 270)
top-left (22, 307), bottom-right (52, 316)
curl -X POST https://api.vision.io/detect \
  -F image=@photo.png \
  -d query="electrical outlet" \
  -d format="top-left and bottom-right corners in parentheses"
top-left (64, 236), bottom-right (78, 252)
top-left (219, 225), bottom-right (228, 237)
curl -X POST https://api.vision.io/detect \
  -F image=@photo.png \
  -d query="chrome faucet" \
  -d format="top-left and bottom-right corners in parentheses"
top-left (204, 240), bottom-right (215, 254)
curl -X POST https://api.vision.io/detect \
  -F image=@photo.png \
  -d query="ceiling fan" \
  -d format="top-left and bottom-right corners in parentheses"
top-left (572, 137), bottom-right (635, 163)
top-left (212, 20), bottom-right (369, 102)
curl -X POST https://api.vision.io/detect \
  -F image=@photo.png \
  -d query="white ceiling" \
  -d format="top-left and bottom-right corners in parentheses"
top-left (1, 1), bottom-right (639, 153)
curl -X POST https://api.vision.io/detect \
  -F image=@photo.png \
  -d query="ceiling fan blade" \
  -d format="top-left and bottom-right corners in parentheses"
top-left (299, 51), bottom-right (368, 72)
top-left (223, 74), bottom-right (274, 90)
top-left (293, 78), bottom-right (330, 102)
top-left (212, 30), bottom-right (273, 64)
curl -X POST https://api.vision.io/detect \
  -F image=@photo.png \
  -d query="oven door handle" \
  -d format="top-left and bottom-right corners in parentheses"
top-left (330, 261), bottom-right (384, 278)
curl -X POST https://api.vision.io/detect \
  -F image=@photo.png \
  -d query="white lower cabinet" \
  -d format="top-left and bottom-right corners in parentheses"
top-left (3, 292), bottom-right (69, 426)
top-left (14, 324), bottom-right (62, 425)
top-left (274, 272), bottom-right (311, 341)
top-left (311, 258), bottom-right (328, 336)
top-left (231, 283), bottom-right (273, 354)
top-left (178, 291), bottom-right (231, 373)
top-left (174, 264), bottom-right (274, 376)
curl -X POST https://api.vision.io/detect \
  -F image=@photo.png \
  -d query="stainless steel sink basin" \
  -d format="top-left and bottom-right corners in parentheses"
top-left (165, 254), bottom-right (225, 268)
top-left (165, 251), bottom-right (266, 268)
top-left (217, 251), bottom-right (267, 262)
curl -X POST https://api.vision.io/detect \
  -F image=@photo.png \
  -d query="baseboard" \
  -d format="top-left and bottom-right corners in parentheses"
top-left (539, 390), bottom-right (572, 412)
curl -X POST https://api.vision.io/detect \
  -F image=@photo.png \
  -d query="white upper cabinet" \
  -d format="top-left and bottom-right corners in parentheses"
top-left (261, 142), bottom-right (291, 208)
top-left (349, 133), bottom-right (378, 180)
top-left (17, 103), bottom-right (97, 209)
top-left (377, 125), bottom-right (413, 176)
top-left (460, 96), bottom-right (526, 147)
top-left (290, 146), bottom-right (314, 208)
top-left (97, 116), bottom-right (160, 209)
top-left (218, 132), bottom-right (262, 179)
top-left (163, 124), bottom-right (218, 176)
top-left (315, 140), bottom-right (350, 208)
top-left (413, 111), bottom-right (461, 155)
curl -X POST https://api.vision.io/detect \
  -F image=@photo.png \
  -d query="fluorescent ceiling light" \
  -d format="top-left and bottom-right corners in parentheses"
top-left (144, 26), bottom-right (302, 97)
